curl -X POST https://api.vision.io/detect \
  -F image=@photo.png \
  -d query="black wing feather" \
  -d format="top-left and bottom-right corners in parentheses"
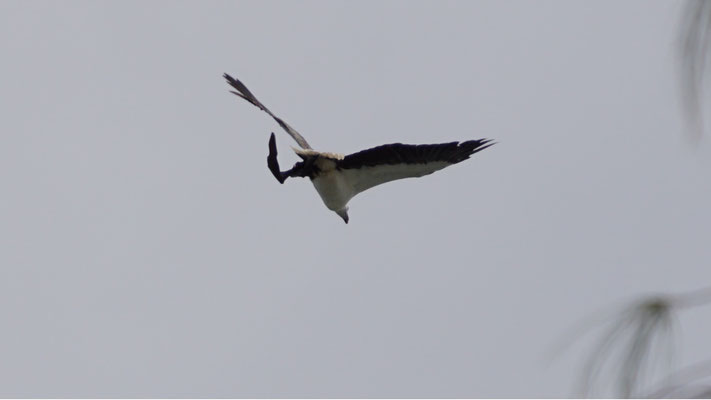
top-left (338, 139), bottom-right (494, 170)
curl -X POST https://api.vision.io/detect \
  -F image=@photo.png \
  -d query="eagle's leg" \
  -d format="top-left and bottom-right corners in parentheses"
top-left (267, 132), bottom-right (288, 184)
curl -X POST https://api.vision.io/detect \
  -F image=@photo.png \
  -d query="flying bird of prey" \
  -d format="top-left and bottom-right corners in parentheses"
top-left (223, 73), bottom-right (494, 224)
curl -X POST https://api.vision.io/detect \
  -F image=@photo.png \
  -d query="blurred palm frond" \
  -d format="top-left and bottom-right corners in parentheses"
top-left (577, 296), bottom-right (677, 398)
top-left (678, 0), bottom-right (711, 140)
top-left (561, 287), bottom-right (711, 398)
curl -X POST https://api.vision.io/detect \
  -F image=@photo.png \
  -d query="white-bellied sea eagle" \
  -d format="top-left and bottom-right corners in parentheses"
top-left (224, 73), bottom-right (494, 224)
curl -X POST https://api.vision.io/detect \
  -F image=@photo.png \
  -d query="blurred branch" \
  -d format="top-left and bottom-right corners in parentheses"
top-left (646, 359), bottom-right (711, 398)
top-left (678, 0), bottom-right (711, 140)
top-left (671, 285), bottom-right (711, 308)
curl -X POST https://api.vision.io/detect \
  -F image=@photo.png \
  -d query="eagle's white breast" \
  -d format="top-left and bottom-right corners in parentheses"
top-left (310, 157), bottom-right (354, 211)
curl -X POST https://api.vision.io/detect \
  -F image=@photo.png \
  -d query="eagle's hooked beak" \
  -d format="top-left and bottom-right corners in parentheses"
top-left (337, 208), bottom-right (349, 224)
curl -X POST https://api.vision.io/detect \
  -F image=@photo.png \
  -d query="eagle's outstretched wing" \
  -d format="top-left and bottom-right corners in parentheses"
top-left (337, 140), bottom-right (494, 195)
top-left (223, 73), bottom-right (312, 150)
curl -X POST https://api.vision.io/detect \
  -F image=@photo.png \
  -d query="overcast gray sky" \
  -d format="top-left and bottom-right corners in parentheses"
top-left (1, 0), bottom-right (710, 397)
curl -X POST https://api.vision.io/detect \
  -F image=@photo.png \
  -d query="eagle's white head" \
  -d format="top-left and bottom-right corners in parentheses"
top-left (336, 207), bottom-right (349, 224)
